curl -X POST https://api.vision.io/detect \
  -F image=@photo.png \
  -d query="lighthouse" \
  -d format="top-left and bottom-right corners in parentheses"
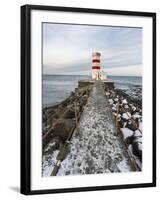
top-left (92, 52), bottom-right (101, 80)
top-left (92, 52), bottom-right (107, 80)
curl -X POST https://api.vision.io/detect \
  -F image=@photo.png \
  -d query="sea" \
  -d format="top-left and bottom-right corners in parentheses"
top-left (43, 75), bottom-right (142, 107)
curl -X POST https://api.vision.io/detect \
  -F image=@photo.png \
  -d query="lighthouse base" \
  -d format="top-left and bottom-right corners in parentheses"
top-left (78, 80), bottom-right (114, 90)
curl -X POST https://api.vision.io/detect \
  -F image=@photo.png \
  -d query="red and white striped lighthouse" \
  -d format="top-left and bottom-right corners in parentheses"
top-left (92, 52), bottom-right (101, 80)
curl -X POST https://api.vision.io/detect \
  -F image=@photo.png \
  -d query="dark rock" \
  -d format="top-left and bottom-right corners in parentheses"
top-left (125, 135), bottom-right (135, 145)
top-left (53, 114), bottom-right (59, 119)
top-left (63, 109), bottom-right (75, 119)
top-left (132, 141), bottom-right (142, 161)
top-left (118, 119), bottom-right (125, 128)
top-left (131, 132), bottom-right (142, 161)
top-left (51, 119), bottom-right (75, 142)
top-left (61, 101), bottom-right (68, 107)
top-left (125, 121), bottom-right (137, 131)
top-left (65, 171), bottom-right (70, 175)
top-left (119, 106), bottom-right (125, 115)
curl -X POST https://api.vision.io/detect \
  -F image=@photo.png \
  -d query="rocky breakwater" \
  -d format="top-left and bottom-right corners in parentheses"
top-left (106, 87), bottom-right (142, 170)
top-left (42, 85), bottom-right (92, 176)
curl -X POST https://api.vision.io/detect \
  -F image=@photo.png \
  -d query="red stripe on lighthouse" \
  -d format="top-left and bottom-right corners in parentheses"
top-left (92, 59), bottom-right (100, 63)
top-left (92, 66), bottom-right (100, 69)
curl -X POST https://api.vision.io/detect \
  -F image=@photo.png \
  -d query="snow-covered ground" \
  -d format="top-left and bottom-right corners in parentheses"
top-left (57, 81), bottom-right (133, 176)
top-left (42, 147), bottom-right (59, 177)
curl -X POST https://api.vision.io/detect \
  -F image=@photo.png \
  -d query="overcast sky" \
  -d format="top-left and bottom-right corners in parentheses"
top-left (43, 23), bottom-right (142, 76)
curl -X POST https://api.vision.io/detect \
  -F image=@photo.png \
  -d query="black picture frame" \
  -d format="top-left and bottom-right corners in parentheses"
top-left (21, 4), bottom-right (156, 195)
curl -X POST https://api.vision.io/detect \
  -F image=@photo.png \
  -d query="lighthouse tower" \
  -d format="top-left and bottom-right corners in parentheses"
top-left (92, 52), bottom-right (101, 80)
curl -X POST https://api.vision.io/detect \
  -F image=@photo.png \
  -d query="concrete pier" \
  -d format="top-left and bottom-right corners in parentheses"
top-left (78, 79), bottom-right (114, 90)
top-left (57, 81), bottom-right (133, 175)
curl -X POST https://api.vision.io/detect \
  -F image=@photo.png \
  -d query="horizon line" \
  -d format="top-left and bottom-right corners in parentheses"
top-left (43, 74), bottom-right (142, 77)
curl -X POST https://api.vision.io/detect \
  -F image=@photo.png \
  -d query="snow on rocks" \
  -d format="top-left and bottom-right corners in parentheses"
top-left (122, 99), bottom-right (127, 104)
top-left (42, 149), bottom-right (59, 177)
top-left (132, 113), bottom-right (142, 119)
top-left (106, 92), bottom-right (110, 96)
top-left (139, 122), bottom-right (142, 130)
top-left (122, 112), bottom-right (131, 120)
top-left (112, 103), bottom-right (117, 108)
top-left (120, 128), bottom-right (134, 140)
top-left (124, 105), bottom-right (129, 109)
top-left (107, 87), bottom-right (142, 168)
top-left (112, 106), bottom-right (117, 112)
top-left (134, 130), bottom-right (142, 137)
top-left (125, 120), bottom-right (137, 131)
top-left (131, 105), bottom-right (136, 112)
top-left (114, 98), bottom-right (119, 102)
top-left (108, 99), bottom-right (114, 105)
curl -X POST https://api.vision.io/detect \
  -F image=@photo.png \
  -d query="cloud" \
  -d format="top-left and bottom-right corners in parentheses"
top-left (43, 23), bottom-right (142, 76)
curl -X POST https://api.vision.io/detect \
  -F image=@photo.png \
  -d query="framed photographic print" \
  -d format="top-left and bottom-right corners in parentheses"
top-left (21, 4), bottom-right (156, 195)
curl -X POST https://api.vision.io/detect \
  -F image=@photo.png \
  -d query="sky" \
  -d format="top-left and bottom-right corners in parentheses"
top-left (43, 23), bottom-right (142, 76)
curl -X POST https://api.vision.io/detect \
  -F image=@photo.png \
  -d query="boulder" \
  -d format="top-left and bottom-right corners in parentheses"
top-left (114, 98), bottom-right (119, 103)
top-left (122, 99), bottom-right (128, 104)
top-left (63, 109), bottom-right (75, 119)
top-left (132, 140), bottom-right (142, 161)
top-left (108, 99), bottom-right (114, 105)
top-left (118, 106), bottom-right (125, 115)
top-left (51, 119), bottom-right (75, 142)
top-left (122, 112), bottom-right (131, 121)
top-left (134, 130), bottom-right (142, 137)
top-left (120, 128), bottom-right (134, 140)
top-left (112, 106), bottom-right (117, 112)
top-left (118, 119), bottom-right (125, 128)
top-left (132, 112), bottom-right (142, 120)
top-left (126, 121), bottom-right (137, 131)
top-left (125, 135), bottom-right (135, 145)
top-left (132, 133), bottom-right (142, 161)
